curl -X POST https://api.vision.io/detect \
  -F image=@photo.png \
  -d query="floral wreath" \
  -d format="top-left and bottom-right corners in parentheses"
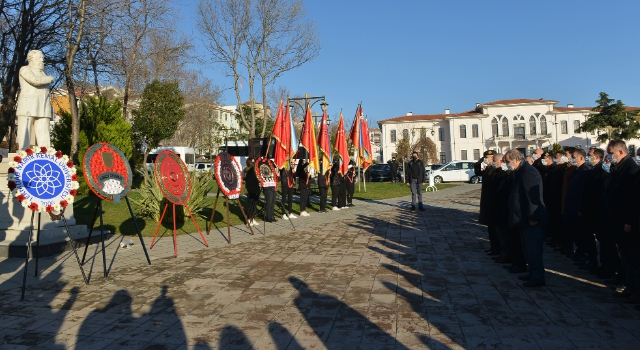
top-left (7, 146), bottom-right (79, 213)
top-left (214, 152), bottom-right (242, 199)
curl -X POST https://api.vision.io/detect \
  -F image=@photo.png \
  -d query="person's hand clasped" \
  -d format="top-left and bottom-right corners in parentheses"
top-left (529, 220), bottom-right (537, 226)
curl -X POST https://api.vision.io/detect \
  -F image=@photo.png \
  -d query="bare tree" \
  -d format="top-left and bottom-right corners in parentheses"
top-left (412, 133), bottom-right (438, 164)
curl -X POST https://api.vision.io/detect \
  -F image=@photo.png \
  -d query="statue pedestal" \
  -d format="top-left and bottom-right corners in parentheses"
top-left (0, 153), bottom-right (87, 258)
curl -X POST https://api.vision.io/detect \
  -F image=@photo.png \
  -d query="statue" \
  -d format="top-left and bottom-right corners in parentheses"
top-left (15, 50), bottom-right (54, 150)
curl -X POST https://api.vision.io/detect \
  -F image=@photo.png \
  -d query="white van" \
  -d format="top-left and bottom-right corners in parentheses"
top-left (430, 160), bottom-right (480, 184)
top-left (146, 146), bottom-right (196, 172)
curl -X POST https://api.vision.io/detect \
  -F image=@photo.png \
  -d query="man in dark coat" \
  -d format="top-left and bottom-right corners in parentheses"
top-left (547, 151), bottom-right (567, 248)
top-left (388, 157), bottom-right (399, 183)
top-left (405, 151), bottom-right (426, 211)
top-left (244, 158), bottom-right (261, 226)
top-left (600, 140), bottom-right (640, 302)
top-left (474, 150), bottom-right (498, 255)
top-left (296, 160), bottom-right (312, 217)
top-left (506, 149), bottom-right (549, 287)
top-left (579, 147), bottom-right (607, 272)
top-left (345, 160), bottom-right (356, 206)
top-left (562, 148), bottom-right (593, 262)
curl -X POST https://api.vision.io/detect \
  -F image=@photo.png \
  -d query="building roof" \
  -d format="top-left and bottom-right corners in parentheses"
top-left (552, 106), bottom-right (640, 112)
top-left (378, 110), bottom-right (484, 123)
top-left (481, 98), bottom-right (558, 106)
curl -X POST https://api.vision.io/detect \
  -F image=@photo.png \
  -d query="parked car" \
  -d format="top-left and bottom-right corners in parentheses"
top-left (425, 164), bottom-right (443, 177)
top-left (429, 160), bottom-right (481, 184)
top-left (367, 163), bottom-right (392, 182)
top-left (195, 163), bottom-right (213, 173)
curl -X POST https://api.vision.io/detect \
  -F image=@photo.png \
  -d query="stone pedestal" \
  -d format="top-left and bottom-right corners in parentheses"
top-left (0, 153), bottom-right (87, 257)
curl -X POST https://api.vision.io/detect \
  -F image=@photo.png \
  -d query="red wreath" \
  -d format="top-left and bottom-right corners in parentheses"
top-left (214, 154), bottom-right (242, 199)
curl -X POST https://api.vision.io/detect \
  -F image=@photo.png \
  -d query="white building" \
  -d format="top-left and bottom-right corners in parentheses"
top-left (378, 98), bottom-right (640, 164)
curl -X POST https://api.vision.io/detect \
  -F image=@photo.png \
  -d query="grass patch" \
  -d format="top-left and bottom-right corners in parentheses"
top-left (73, 179), bottom-right (459, 236)
top-left (352, 182), bottom-right (458, 201)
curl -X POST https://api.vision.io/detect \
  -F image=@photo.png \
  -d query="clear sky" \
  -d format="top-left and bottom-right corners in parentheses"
top-left (175, 0), bottom-right (640, 125)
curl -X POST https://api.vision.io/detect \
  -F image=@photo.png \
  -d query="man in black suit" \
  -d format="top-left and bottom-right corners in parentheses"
top-left (506, 149), bottom-right (549, 287)
top-left (388, 157), bottom-right (399, 183)
top-left (580, 147), bottom-right (607, 272)
top-left (562, 148), bottom-right (593, 263)
top-left (474, 150), bottom-right (498, 255)
top-left (405, 151), bottom-right (426, 211)
top-left (600, 140), bottom-right (640, 302)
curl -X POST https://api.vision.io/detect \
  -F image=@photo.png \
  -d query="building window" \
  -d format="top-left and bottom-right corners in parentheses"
top-left (438, 127), bottom-right (445, 141)
top-left (461, 149), bottom-right (467, 160)
top-left (502, 117), bottom-right (509, 136)
top-left (402, 129), bottom-right (409, 140)
top-left (540, 116), bottom-right (547, 135)
top-left (390, 130), bottom-right (396, 143)
top-left (473, 149), bottom-right (480, 160)
top-left (573, 120), bottom-right (581, 133)
top-left (472, 124), bottom-right (479, 138)
top-left (561, 121), bottom-right (568, 134)
top-left (439, 152), bottom-right (446, 164)
top-left (459, 125), bottom-right (467, 138)
top-left (514, 123), bottom-right (525, 140)
top-left (491, 118), bottom-right (498, 136)
top-left (529, 116), bottom-right (537, 135)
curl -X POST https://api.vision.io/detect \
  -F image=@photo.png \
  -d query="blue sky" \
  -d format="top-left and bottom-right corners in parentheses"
top-left (175, 0), bottom-right (640, 124)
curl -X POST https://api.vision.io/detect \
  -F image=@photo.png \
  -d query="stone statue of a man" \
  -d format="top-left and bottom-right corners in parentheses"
top-left (16, 50), bottom-right (54, 149)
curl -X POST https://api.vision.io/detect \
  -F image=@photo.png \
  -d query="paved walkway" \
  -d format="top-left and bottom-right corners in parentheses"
top-left (0, 184), bottom-right (639, 349)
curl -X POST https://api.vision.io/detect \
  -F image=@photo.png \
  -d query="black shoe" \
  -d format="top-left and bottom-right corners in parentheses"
top-left (411, 205), bottom-right (416, 210)
top-left (485, 249), bottom-right (492, 253)
top-left (419, 206), bottom-right (425, 211)
top-left (347, 203), bottom-right (354, 207)
top-left (509, 266), bottom-right (528, 274)
top-left (523, 280), bottom-right (546, 287)
top-left (271, 217), bottom-right (278, 222)
top-left (604, 278), bottom-right (625, 286)
top-left (518, 274), bottom-right (532, 281)
top-left (487, 251), bottom-right (500, 256)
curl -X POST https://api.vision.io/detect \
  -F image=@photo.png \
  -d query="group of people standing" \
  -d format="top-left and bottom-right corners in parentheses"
top-left (242, 157), bottom-right (358, 226)
top-left (476, 140), bottom-right (640, 304)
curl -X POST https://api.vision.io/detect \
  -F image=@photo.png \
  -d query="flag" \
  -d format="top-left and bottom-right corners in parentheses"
top-left (271, 99), bottom-right (288, 169)
top-left (286, 100), bottom-right (297, 164)
top-left (334, 111), bottom-right (350, 174)
top-left (300, 103), bottom-right (319, 172)
top-left (348, 104), bottom-right (363, 161)
top-left (317, 109), bottom-right (332, 171)
top-left (360, 118), bottom-right (373, 171)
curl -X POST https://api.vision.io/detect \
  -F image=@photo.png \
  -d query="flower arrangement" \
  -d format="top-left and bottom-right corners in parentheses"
top-left (7, 146), bottom-right (79, 213)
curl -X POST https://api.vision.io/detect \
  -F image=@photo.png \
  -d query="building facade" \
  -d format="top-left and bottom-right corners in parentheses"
top-left (378, 99), bottom-right (640, 164)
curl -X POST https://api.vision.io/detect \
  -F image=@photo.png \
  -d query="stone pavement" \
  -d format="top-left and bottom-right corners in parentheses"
top-left (1, 184), bottom-right (639, 349)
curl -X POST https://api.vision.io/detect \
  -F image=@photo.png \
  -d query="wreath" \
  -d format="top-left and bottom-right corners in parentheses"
top-left (255, 157), bottom-right (278, 188)
top-left (7, 146), bottom-right (78, 213)
top-left (214, 152), bottom-right (242, 199)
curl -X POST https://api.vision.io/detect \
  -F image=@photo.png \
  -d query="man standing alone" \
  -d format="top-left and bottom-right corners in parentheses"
top-left (506, 149), bottom-right (549, 287)
top-left (388, 157), bottom-right (399, 183)
top-left (405, 151), bottom-right (425, 211)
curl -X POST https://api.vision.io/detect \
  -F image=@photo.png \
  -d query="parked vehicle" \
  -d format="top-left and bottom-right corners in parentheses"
top-left (195, 163), bottom-right (213, 173)
top-left (367, 163), bottom-right (392, 182)
top-left (429, 160), bottom-right (480, 184)
top-left (146, 146), bottom-right (196, 172)
top-left (425, 164), bottom-right (443, 177)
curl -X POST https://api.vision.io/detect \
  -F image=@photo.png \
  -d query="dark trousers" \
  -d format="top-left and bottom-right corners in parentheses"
top-left (338, 182), bottom-right (347, 207)
top-left (391, 168), bottom-right (398, 182)
top-left (331, 185), bottom-right (340, 207)
top-left (488, 225), bottom-right (500, 254)
top-left (281, 187), bottom-right (293, 214)
top-left (346, 183), bottom-right (354, 204)
top-left (576, 222), bottom-right (597, 265)
top-left (510, 228), bottom-right (526, 268)
top-left (410, 178), bottom-right (423, 205)
top-left (300, 188), bottom-right (310, 212)
top-left (319, 187), bottom-right (328, 211)
top-left (616, 233), bottom-right (640, 292)
top-left (246, 193), bottom-right (260, 220)
top-left (521, 226), bottom-right (545, 282)
top-left (264, 187), bottom-right (276, 219)
top-left (496, 226), bottom-right (511, 259)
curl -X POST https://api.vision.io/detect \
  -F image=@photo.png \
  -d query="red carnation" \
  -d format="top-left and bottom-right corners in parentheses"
top-left (16, 194), bottom-right (26, 202)
top-left (8, 167), bottom-right (14, 173)
top-left (25, 149), bottom-right (33, 156)
top-left (60, 200), bottom-right (68, 208)
top-left (55, 151), bottom-right (63, 159)
top-left (71, 174), bottom-right (78, 181)
top-left (69, 189), bottom-right (77, 196)
top-left (40, 146), bottom-right (47, 154)
top-left (13, 156), bottom-right (21, 162)
top-left (46, 205), bottom-right (54, 213)
top-left (28, 202), bottom-right (38, 211)
top-left (67, 161), bottom-right (74, 168)
top-left (8, 181), bottom-right (16, 190)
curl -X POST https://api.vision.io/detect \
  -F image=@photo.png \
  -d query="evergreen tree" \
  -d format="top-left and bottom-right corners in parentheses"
top-left (580, 92), bottom-right (640, 142)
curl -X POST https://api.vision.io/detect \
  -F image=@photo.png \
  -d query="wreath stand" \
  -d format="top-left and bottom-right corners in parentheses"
top-left (21, 209), bottom-right (88, 301)
top-left (80, 197), bottom-right (151, 278)
top-left (206, 188), bottom-right (254, 243)
top-left (149, 200), bottom-right (208, 257)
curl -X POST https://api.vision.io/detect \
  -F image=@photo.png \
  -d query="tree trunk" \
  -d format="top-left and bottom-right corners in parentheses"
top-left (260, 81), bottom-right (268, 137)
